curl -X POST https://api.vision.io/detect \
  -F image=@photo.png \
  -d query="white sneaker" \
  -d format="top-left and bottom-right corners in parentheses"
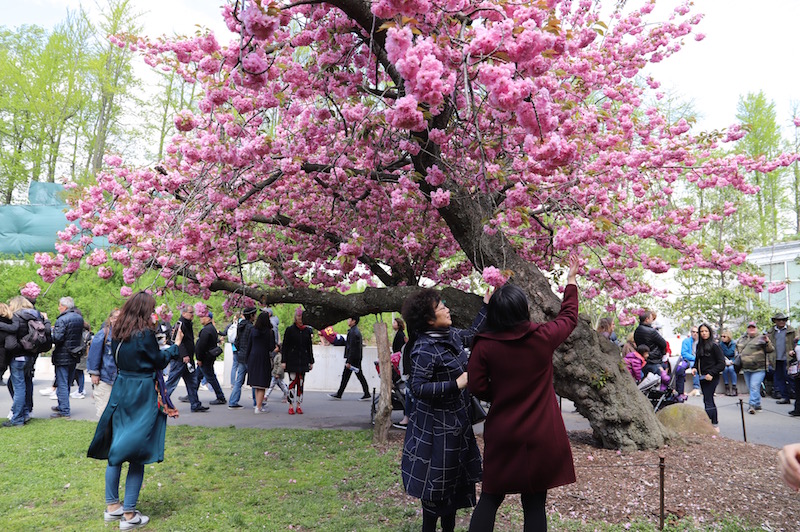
top-left (70, 391), bottom-right (85, 399)
top-left (49, 391), bottom-right (58, 400)
top-left (39, 388), bottom-right (54, 396)
top-left (119, 510), bottom-right (149, 530)
top-left (6, 410), bottom-right (11, 420)
top-left (254, 406), bottom-right (263, 414)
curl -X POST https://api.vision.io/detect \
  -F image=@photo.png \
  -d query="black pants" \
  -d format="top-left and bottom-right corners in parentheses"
top-left (469, 491), bottom-right (547, 532)
top-left (422, 507), bottom-right (456, 532)
top-left (700, 375), bottom-right (719, 425)
top-left (335, 365), bottom-right (369, 397)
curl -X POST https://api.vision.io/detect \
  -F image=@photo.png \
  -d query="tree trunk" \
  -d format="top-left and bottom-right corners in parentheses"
top-left (372, 321), bottom-right (393, 445)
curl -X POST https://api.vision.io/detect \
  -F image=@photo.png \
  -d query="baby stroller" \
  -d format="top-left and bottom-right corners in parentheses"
top-left (638, 355), bottom-right (681, 412)
top-left (370, 352), bottom-right (406, 424)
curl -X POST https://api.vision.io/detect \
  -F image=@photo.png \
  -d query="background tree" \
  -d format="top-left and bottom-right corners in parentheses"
top-left (37, 0), bottom-right (796, 449)
top-left (735, 91), bottom-right (788, 245)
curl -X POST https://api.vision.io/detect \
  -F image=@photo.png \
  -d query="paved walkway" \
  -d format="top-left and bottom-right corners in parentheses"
top-left (2, 371), bottom-right (796, 448)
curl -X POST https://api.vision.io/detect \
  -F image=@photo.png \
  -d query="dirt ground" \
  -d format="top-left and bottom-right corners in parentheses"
top-left (383, 429), bottom-right (799, 530)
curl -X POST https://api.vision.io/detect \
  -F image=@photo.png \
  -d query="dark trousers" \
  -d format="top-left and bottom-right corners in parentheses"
top-left (198, 362), bottom-right (225, 401)
top-left (774, 360), bottom-right (795, 400)
top-left (336, 365), bottom-right (369, 397)
top-left (700, 375), bottom-right (719, 425)
top-left (469, 491), bottom-right (548, 532)
top-left (165, 358), bottom-right (201, 410)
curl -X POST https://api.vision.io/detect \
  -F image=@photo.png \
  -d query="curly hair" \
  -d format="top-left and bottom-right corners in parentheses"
top-left (401, 289), bottom-right (440, 335)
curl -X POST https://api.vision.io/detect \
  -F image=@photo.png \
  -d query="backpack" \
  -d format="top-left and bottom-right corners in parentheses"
top-left (20, 318), bottom-right (52, 354)
top-left (72, 328), bottom-right (92, 359)
top-left (234, 320), bottom-right (249, 352)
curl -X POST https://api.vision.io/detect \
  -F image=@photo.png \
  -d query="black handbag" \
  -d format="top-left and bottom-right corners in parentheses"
top-left (733, 353), bottom-right (742, 373)
top-left (208, 346), bottom-right (223, 359)
top-left (469, 395), bottom-right (487, 425)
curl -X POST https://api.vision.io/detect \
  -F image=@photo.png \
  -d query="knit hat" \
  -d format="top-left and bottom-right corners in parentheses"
top-left (243, 306), bottom-right (257, 317)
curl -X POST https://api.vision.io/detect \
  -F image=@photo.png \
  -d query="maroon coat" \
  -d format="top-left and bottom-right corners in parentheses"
top-left (468, 284), bottom-right (579, 494)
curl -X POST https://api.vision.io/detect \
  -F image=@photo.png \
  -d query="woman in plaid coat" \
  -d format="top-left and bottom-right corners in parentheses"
top-left (400, 289), bottom-right (489, 532)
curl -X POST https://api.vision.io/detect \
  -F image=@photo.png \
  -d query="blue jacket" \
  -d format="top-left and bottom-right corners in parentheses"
top-left (719, 339), bottom-right (736, 361)
top-left (87, 326), bottom-right (117, 386)
top-left (681, 336), bottom-right (696, 366)
top-left (52, 308), bottom-right (84, 366)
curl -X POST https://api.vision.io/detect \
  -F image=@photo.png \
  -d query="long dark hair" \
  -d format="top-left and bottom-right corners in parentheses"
top-left (486, 284), bottom-right (530, 332)
top-left (696, 323), bottom-right (715, 357)
top-left (254, 312), bottom-right (272, 332)
top-left (113, 292), bottom-right (156, 341)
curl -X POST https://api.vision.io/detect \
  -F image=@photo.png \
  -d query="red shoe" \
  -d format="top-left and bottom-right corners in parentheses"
top-left (296, 406), bottom-right (303, 415)
top-left (288, 407), bottom-right (295, 415)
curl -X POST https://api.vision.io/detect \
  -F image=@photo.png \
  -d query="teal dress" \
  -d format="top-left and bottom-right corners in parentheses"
top-left (88, 330), bottom-right (178, 466)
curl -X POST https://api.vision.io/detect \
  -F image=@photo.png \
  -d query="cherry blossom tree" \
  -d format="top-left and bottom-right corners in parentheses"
top-left (37, 0), bottom-right (796, 449)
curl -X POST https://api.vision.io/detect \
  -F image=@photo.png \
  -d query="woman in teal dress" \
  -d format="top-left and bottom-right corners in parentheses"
top-left (88, 292), bottom-right (183, 530)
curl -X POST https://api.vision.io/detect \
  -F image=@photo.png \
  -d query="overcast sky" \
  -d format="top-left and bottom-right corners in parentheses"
top-left (3, 0), bottom-right (798, 133)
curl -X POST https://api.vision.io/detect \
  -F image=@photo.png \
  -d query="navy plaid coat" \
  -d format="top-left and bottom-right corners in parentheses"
top-left (401, 305), bottom-right (487, 511)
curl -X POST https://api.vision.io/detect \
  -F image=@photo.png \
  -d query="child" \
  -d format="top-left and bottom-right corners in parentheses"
top-left (624, 344), bottom-right (648, 382)
top-left (264, 351), bottom-right (289, 405)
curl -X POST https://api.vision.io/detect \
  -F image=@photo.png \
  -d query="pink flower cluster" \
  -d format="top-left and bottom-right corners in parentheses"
top-left (482, 267), bottom-right (508, 288)
top-left (32, 0), bottom-right (792, 316)
top-left (21, 282), bottom-right (41, 301)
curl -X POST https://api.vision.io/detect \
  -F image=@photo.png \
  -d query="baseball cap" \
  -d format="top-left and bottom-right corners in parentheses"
top-left (746, 321), bottom-right (757, 328)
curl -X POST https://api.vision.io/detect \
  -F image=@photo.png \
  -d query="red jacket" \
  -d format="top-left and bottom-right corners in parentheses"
top-left (468, 284), bottom-right (579, 494)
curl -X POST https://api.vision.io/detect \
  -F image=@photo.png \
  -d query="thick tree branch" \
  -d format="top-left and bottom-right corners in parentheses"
top-left (207, 280), bottom-right (482, 329)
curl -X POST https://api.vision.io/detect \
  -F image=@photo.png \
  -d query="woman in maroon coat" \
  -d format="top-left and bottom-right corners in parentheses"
top-left (467, 257), bottom-right (579, 531)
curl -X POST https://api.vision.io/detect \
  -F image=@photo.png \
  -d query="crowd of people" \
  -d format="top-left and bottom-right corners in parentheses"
top-left (4, 280), bottom-right (799, 531)
top-left (620, 308), bottom-right (800, 428)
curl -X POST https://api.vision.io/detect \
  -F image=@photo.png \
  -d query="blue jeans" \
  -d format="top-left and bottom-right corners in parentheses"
top-left (198, 363), bottom-right (224, 401)
top-left (743, 370), bottom-right (766, 408)
top-left (72, 369), bottom-right (85, 393)
top-left (722, 365), bottom-right (737, 385)
top-left (9, 359), bottom-right (27, 425)
top-left (54, 363), bottom-right (75, 416)
top-left (228, 360), bottom-right (247, 406)
top-left (105, 462), bottom-right (144, 512)
top-left (165, 359), bottom-right (201, 410)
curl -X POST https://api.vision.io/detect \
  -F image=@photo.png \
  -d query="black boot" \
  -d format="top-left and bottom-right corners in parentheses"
top-left (732, 385), bottom-right (738, 396)
top-left (725, 384), bottom-right (732, 396)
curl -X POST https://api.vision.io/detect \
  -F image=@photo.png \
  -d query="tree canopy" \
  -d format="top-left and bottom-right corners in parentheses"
top-left (32, 0), bottom-right (798, 449)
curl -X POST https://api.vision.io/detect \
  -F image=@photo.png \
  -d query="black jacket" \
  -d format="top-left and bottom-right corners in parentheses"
top-left (234, 319), bottom-right (254, 363)
top-left (174, 317), bottom-right (195, 360)
top-left (52, 308), bottom-right (84, 366)
top-left (282, 324), bottom-right (314, 373)
top-left (695, 341), bottom-right (726, 377)
top-left (195, 322), bottom-right (220, 365)
top-left (633, 323), bottom-right (667, 364)
top-left (344, 325), bottom-right (363, 367)
top-left (0, 316), bottom-right (12, 368)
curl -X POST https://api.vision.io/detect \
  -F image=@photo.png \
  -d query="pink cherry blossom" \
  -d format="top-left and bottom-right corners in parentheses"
top-left (21, 282), bottom-right (41, 301)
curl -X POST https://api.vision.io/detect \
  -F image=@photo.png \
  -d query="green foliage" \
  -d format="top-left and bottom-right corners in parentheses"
top-left (0, 0), bottom-right (141, 201)
top-left (665, 266), bottom-right (772, 335)
top-left (736, 91), bottom-right (789, 245)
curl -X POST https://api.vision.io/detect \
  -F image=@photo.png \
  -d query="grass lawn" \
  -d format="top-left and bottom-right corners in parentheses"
top-left (0, 421), bottom-right (759, 531)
